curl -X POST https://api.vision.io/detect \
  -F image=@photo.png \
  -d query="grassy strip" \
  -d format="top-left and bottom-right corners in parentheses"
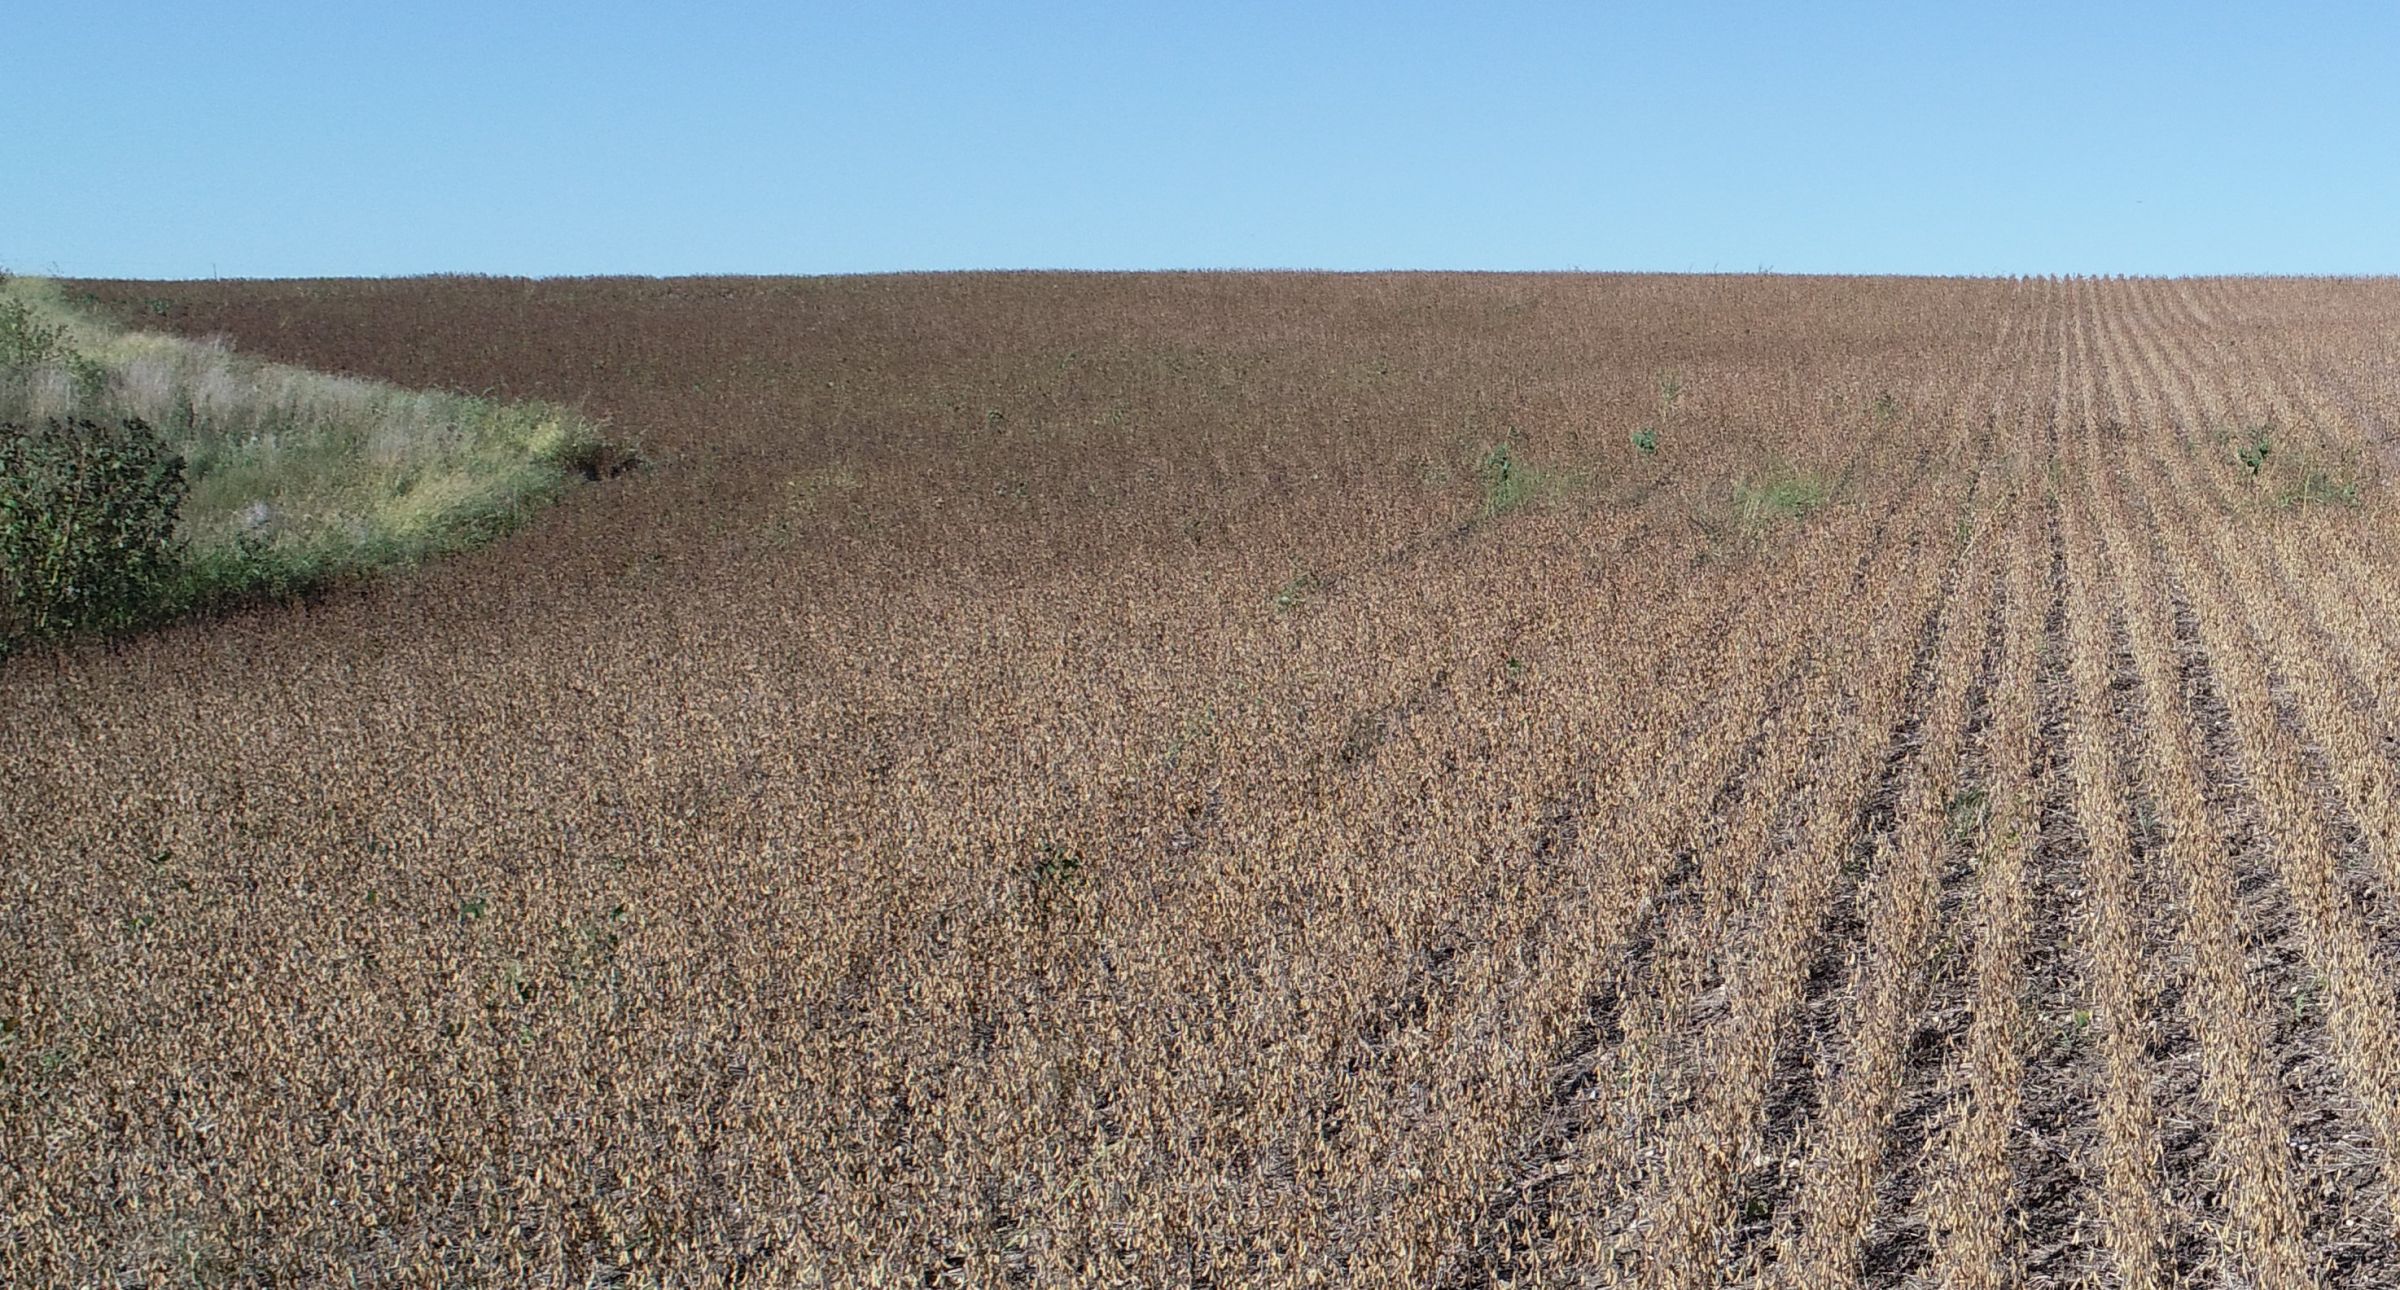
top-left (0, 274), bottom-right (627, 649)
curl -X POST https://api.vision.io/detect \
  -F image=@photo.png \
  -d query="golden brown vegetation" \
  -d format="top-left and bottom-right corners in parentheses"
top-left (9, 272), bottom-right (2400, 1285)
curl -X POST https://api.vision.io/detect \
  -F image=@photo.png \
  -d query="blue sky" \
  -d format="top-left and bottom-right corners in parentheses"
top-left (9, 2), bottom-right (2398, 278)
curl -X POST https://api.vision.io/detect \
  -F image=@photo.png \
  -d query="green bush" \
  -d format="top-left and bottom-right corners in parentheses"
top-left (0, 416), bottom-right (189, 647)
top-left (0, 295), bottom-right (72, 369)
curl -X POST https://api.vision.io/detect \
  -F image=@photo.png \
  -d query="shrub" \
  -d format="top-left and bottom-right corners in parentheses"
top-left (0, 295), bottom-right (73, 369)
top-left (0, 416), bottom-right (189, 647)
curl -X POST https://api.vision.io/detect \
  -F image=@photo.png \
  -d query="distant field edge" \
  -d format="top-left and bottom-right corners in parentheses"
top-left (0, 273), bottom-right (638, 657)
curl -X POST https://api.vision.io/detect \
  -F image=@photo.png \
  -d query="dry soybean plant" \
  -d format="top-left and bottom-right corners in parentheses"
top-left (7, 272), bottom-right (2400, 1286)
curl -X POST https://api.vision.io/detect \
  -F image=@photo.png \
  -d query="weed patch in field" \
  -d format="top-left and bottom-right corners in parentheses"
top-left (1627, 374), bottom-right (1685, 456)
top-left (1681, 461), bottom-right (1835, 554)
top-left (2211, 420), bottom-right (2371, 512)
top-left (1471, 434), bottom-right (1578, 521)
top-left (2271, 448), bottom-right (2367, 512)
top-left (1733, 465), bottom-right (1831, 528)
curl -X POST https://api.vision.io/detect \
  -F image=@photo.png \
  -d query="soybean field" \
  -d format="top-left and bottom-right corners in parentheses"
top-left (11, 272), bottom-right (2400, 1287)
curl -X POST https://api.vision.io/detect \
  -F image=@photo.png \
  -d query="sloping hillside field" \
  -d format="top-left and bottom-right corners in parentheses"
top-left (15, 273), bottom-right (2400, 1286)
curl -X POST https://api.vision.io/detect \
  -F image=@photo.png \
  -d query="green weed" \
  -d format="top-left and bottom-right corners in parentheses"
top-left (2065, 1008), bottom-right (2093, 1045)
top-left (1025, 841), bottom-right (1087, 922)
top-left (2234, 425), bottom-right (2273, 477)
top-left (1688, 462), bottom-right (1836, 551)
top-left (1947, 786), bottom-right (1990, 842)
top-left (2283, 463), bottom-right (2362, 510)
top-left (1733, 465), bottom-right (1831, 529)
top-left (1631, 374), bottom-right (1682, 456)
top-left (2269, 446), bottom-right (2366, 511)
top-left (1473, 434), bottom-right (1574, 520)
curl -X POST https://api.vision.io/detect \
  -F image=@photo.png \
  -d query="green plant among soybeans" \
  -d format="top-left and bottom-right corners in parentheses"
top-left (1632, 374), bottom-right (1682, 455)
top-left (2234, 424), bottom-right (2273, 477)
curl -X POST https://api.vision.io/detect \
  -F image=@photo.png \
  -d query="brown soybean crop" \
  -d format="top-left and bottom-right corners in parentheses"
top-left (11, 273), bottom-right (2400, 1286)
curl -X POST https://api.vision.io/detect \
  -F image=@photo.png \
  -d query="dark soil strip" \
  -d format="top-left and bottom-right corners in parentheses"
top-left (2084, 572), bottom-right (2221, 1285)
top-left (1313, 740), bottom-right (1615, 1154)
top-left (2008, 499), bottom-right (2106, 1287)
top-left (2240, 597), bottom-right (2400, 977)
top-left (2156, 578), bottom-right (2386, 1283)
top-left (1437, 666), bottom-right (1804, 1289)
top-left (1721, 525), bottom-right (1962, 1277)
top-left (1438, 945), bottom-right (1640, 1287)
top-left (2196, 616), bottom-right (2400, 1285)
top-left (1857, 555), bottom-right (2010, 1284)
top-left (1446, 445), bottom-right (1961, 1286)
top-left (2129, 294), bottom-right (2400, 1279)
top-left (1436, 507), bottom-right (1932, 1285)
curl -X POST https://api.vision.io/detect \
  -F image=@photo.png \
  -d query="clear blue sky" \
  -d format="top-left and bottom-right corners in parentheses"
top-left (9, 2), bottom-right (2398, 278)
